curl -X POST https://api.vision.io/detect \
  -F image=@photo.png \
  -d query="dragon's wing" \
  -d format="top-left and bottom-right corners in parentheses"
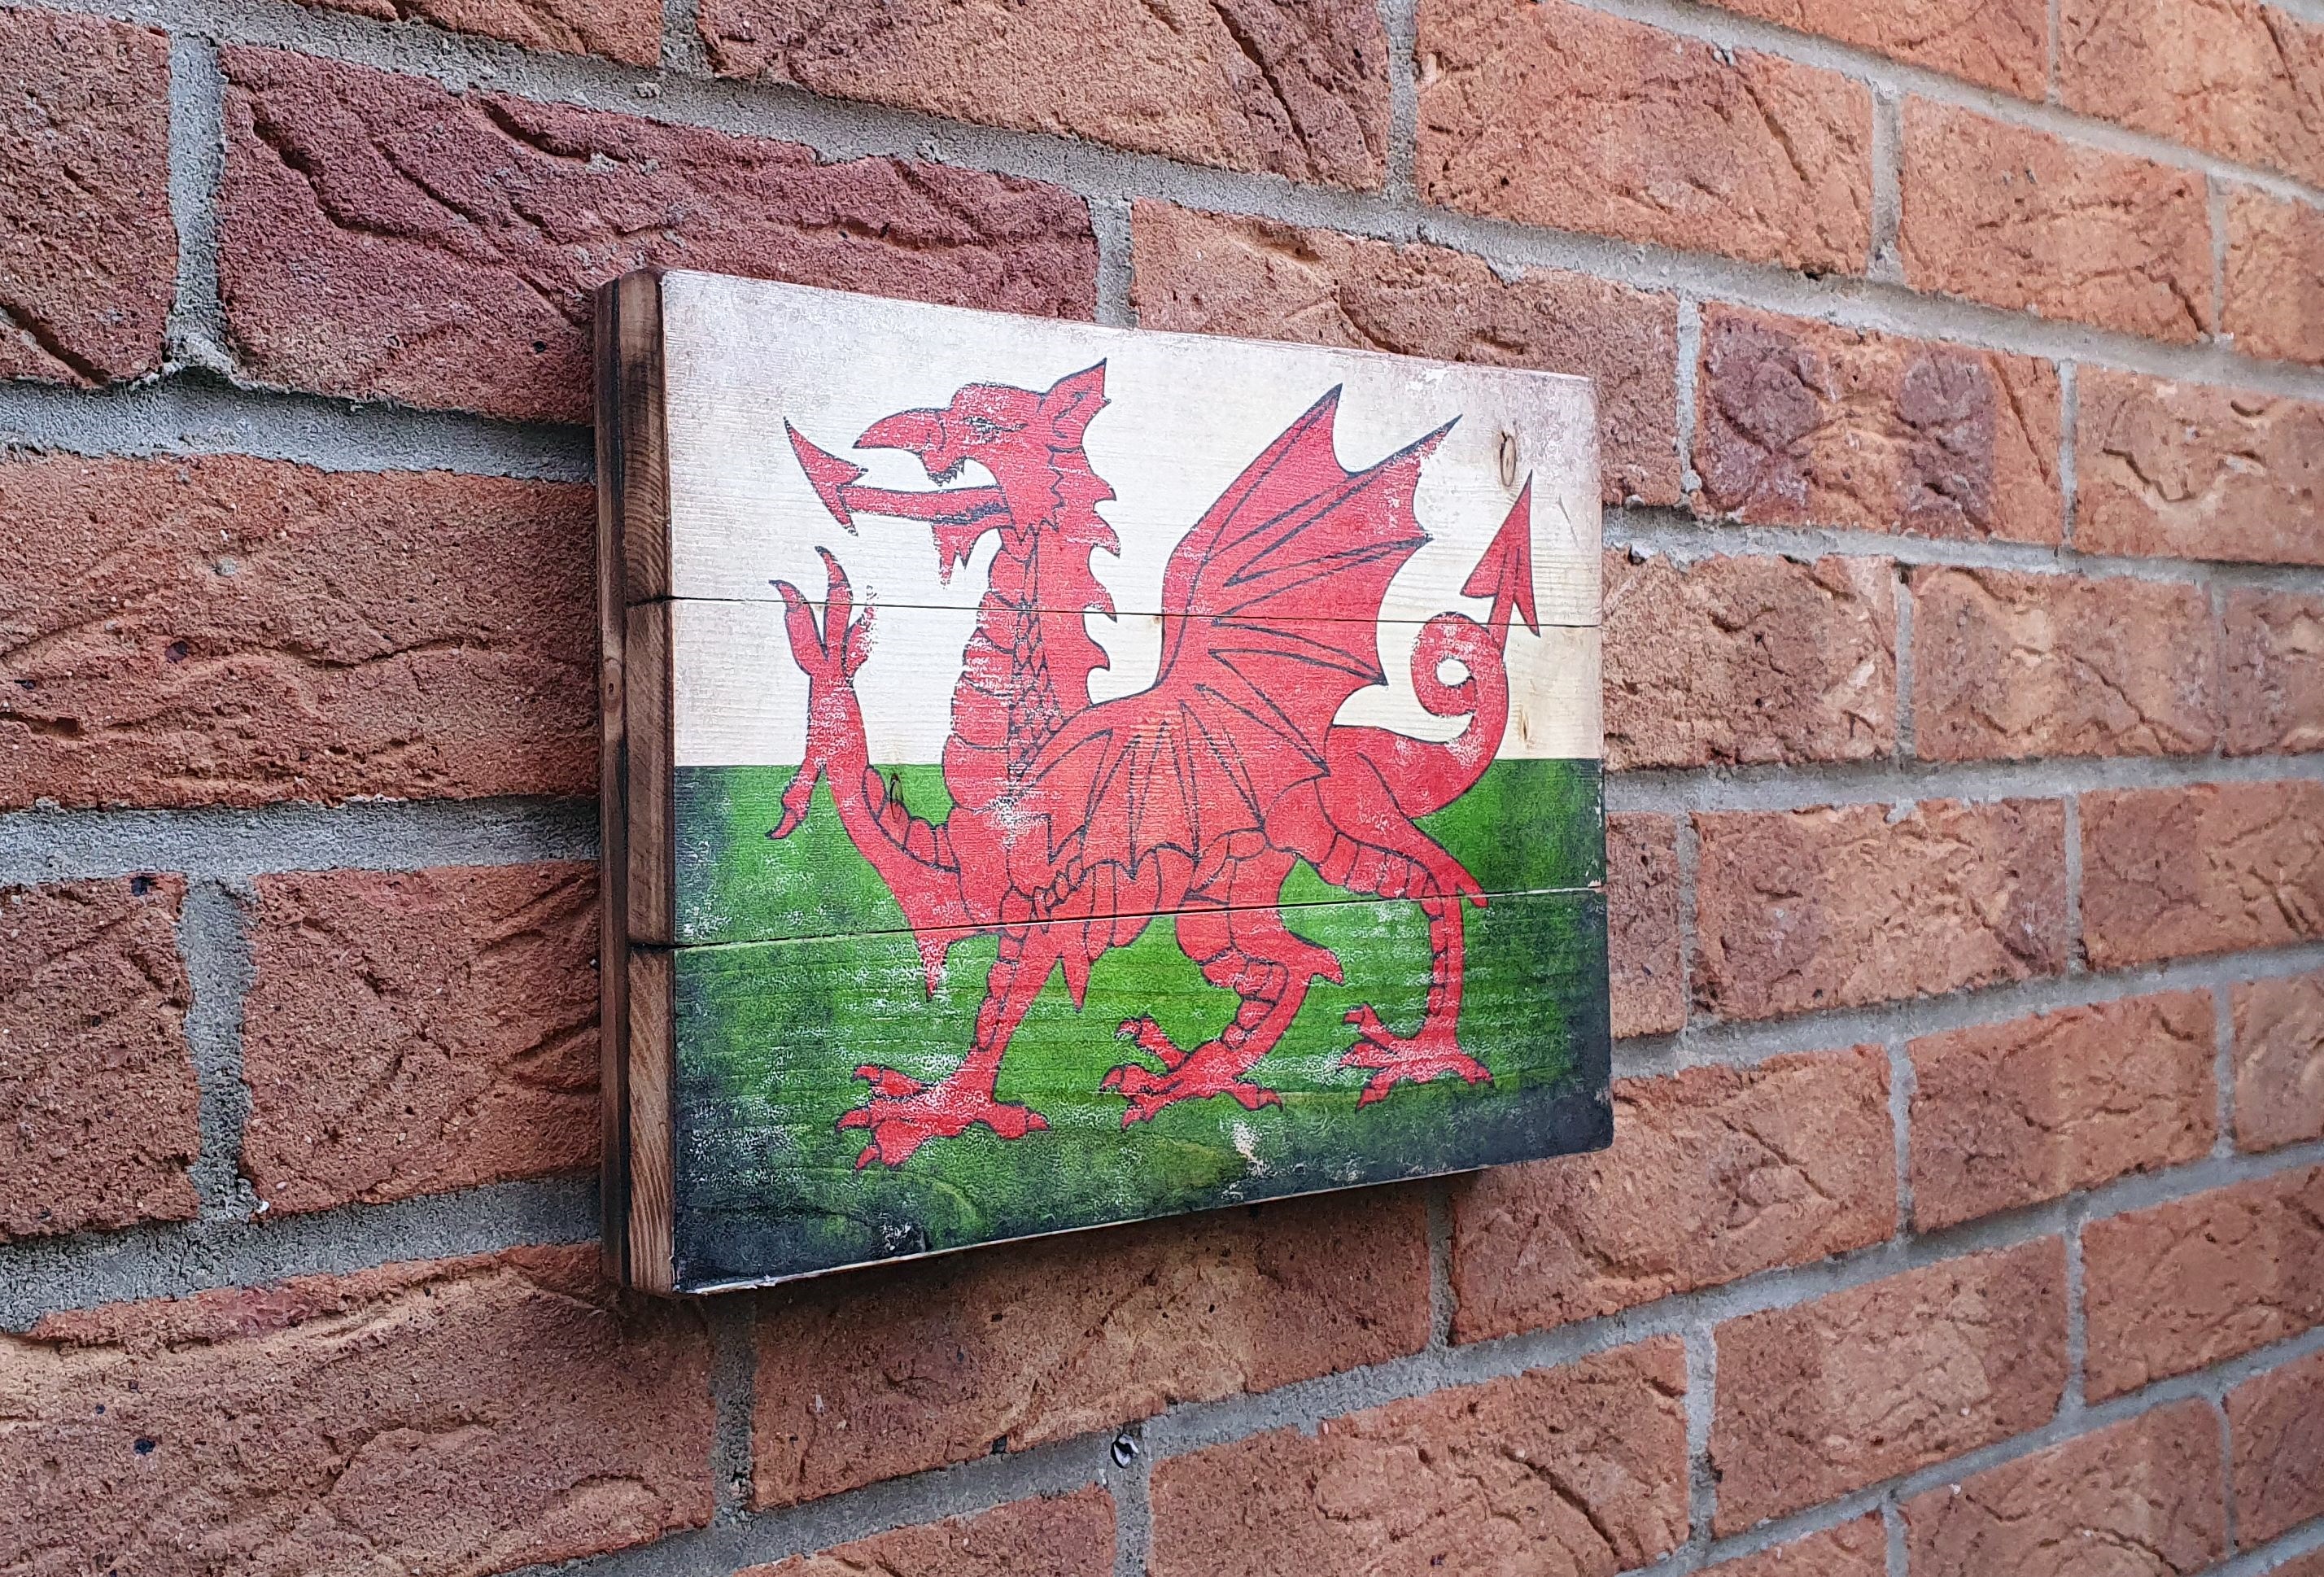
top-left (1016, 391), bottom-right (1452, 889)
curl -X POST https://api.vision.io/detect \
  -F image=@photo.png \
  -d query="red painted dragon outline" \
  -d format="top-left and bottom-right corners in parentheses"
top-left (773, 364), bottom-right (1540, 1167)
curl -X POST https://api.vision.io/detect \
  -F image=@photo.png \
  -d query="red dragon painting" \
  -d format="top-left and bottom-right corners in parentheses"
top-left (773, 364), bottom-right (1540, 1168)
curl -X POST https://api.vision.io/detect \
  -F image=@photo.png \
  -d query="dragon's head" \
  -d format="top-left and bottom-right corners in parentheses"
top-left (854, 362), bottom-right (1108, 490)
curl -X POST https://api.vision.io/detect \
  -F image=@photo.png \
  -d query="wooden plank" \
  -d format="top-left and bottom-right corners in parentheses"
top-left (625, 600), bottom-right (675, 946)
top-left (627, 947), bottom-right (676, 1294)
top-left (663, 601), bottom-right (1601, 773)
top-left (614, 272), bottom-right (671, 602)
top-left (651, 271), bottom-right (1601, 625)
top-left (662, 886), bottom-right (1610, 1290)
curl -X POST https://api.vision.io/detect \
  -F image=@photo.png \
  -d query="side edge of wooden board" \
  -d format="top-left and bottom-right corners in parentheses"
top-left (617, 273), bottom-right (671, 603)
top-left (592, 275), bottom-right (632, 1283)
top-left (626, 600), bottom-right (675, 946)
top-left (627, 947), bottom-right (677, 1295)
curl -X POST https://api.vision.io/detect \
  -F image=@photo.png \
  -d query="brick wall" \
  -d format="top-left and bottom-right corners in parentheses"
top-left (2, 0), bottom-right (2321, 1569)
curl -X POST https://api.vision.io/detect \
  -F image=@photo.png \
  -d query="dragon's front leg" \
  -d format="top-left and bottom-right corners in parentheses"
top-left (841, 923), bottom-right (1054, 1167)
top-left (772, 551), bottom-right (978, 985)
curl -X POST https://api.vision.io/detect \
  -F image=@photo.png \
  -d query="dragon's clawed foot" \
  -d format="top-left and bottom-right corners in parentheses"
top-left (1339, 1006), bottom-right (1491, 1107)
top-left (769, 548), bottom-right (876, 841)
top-left (835, 1064), bottom-right (1048, 1168)
top-left (1103, 1020), bottom-right (1282, 1125)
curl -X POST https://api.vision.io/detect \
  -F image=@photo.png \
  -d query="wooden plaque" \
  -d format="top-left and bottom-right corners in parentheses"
top-left (597, 270), bottom-right (1610, 1293)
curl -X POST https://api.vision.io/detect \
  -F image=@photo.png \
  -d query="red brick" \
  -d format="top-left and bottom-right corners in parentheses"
top-left (241, 863), bottom-right (597, 1214)
top-left (1694, 799), bottom-right (2069, 1023)
top-left (1129, 203), bottom-right (1682, 505)
top-left (1704, 1517), bottom-right (1886, 1577)
top-left (2225, 189), bottom-right (2324, 368)
top-left (0, 10), bottom-right (173, 385)
top-left (701, 0), bottom-right (1386, 189)
top-left (1710, 1240), bottom-right (2069, 1530)
top-left (1451, 1047), bottom-right (1895, 1342)
top-left (0, 877), bottom-right (199, 1240)
top-left (2082, 781), bottom-right (2324, 969)
top-left (1902, 1402), bottom-right (2226, 1577)
top-left (2228, 1348), bottom-right (2324, 1544)
top-left (2074, 371), bottom-right (2324, 566)
top-left (1901, 100), bottom-right (2213, 343)
top-left (1604, 551), bottom-right (1897, 771)
top-left (0, 1247), bottom-right (714, 1573)
top-left (2082, 1165), bottom-right (2324, 1398)
top-left (217, 49), bottom-right (1094, 423)
top-left (1698, 0), bottom-right (2043, 94)
top-left (299, 0), bottom-right (659, 63)
top-left (1693, 306), bottom-right (2063, 544)
top-left (753, 1189), bottom-right (1428, 1508)
top-left (2224, 590), bottom-right (2324, 754)
top-left (1418, 0), bottom-right (1872, 273)
top-left (2270, 1553), bottom-right (2324, 1577)
top-left (0, 454), bottom-right (594, 809)
top-left (1911, 568), bottom-right (2216, 761)
top-left (2234, 970), bottom-right (2324, 1152)
top-left (2060, 0), bottom-right (2324, 190)
top-left (744, 1492), bottom-right (1116, 1577)
top-left (1148, 1343), bottom-right (1689, 1577)
top-left (1910, 994), bottom-right (2217, 1231)
top-left (1608, 812), bottom-right (1684, 1038)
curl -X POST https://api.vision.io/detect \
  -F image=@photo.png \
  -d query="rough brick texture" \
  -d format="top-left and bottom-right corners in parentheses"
top-left (2234, 970), bottom-right (2324, 1152)
top-left (1603, 551), bottom-right (1896, 771)
top-left (1147, 1343), bottom-right (1689, 1577)
top-left (1703, 1517), bottom-right (1886, 1577)
top-left (0, 9), bottom-right (173, 386)
top-left (1701, 0), bottom-right (2043, 94)
top-left (297, 0), bottom-right (661, 64)
top-left (700, 0), bottom-right (1386, 188)
top-left (1901, 101), bottom-right (2213, 343)
top-left (1450, 1047), bottom-right (1895, 1343)
top-left (2227, 1348), bottom-right (2324, 1545)
top-left (218, 48), bottom-right (1095, 423)
top-left (1909, 993), bottom-right (2217, 1231)
top-left (1901, 1401), bottom-right (2226, 1577)
top-left (1693, 307), bottom-right (2063, 544)
top-left (1693, 799), bottom-right (2069, 1021)
top-left (2060, 0), bottom-right (2324, 189)
top-left (0, 454), bottom-right (595, 808)
top-left (753, 1190), bottom-right (1427, 1507)
top-left (1607, 812), bottom-right (1684, 1038)
top-left (745, 1492), bottom-right (1116, 1577)
top-left (2082, 1166), bottom-right (2324, 1398)
top-left (2073, 372), bottom-right (2324, 566)
top-left (2225, 189), bottom-right (2324, 369)
top-left (0, 1247), bottom-right (714, 1575)
top-left (2224, 590), bottom-right (2324, 754)
top-left (1418, 0), bottom-right (1872, 273)
top-left (2081, 781), bottom-right (2324, 968)
top-left (1710, 1240), bottom-right (2069, 1530)
top-left (0, 877), bottom-right (199, 1241)
top-left (1911, 568), bottom-right (2217, 761)
top-left (1129, 203), bottom-right (1681, 505)
top-left (241, 863), bottom-right (598, 1214)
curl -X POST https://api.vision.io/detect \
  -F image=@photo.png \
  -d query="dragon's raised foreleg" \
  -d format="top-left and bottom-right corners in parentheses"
top-left (1103, 845), bottom-right (1343, 1124)
top-left (772, 551), bottom-right (980, 989)
top-left (839, 920), bottom-right (1057, 1167)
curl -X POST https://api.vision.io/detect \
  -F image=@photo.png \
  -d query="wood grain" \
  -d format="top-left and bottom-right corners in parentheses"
top-left (625, 600), bottom-right (675, 948)
top-left (627, 946), bottom-right (675, 1295)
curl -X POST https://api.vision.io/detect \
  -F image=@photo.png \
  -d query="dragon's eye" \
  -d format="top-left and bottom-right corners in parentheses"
top-left (963, 415), bottom-right (1000, 442)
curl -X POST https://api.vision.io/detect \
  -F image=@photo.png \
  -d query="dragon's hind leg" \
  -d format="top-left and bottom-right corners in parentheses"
top-left (1340, 891), bottom-right (1488, 1105)
top-left (839, 923), bottom-right (1055, 1167)
top-left (1103, 850), bottom-right (1341, 1125)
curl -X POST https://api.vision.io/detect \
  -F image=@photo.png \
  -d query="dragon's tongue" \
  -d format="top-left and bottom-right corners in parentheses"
top-left (786, 423), bottom-right (867, 531)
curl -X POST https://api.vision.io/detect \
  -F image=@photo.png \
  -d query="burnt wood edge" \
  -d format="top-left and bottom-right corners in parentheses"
top-left (595, 270), bottom-right (675, 1291)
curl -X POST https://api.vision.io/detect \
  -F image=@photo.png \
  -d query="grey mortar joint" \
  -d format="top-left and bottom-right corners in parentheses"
top-left (0, 372), bottom-right (594, 482)
top-left (164, 33), bottom-right (234, 378)
top-left (1110, 1424), bottom-right (1155, 1577)
top-left (176, 878), bottom-right (260, 1217)
top-left (0, 796), bottom-right (599, 888)
top-left (706, 1294), bottom-right (760, 1522)
top-left (1378, 0), bottom-right (1421, 203)
top-left (1091, 196), bottom-right (1138, 329)
top-left (2213, 988), bottom-right (2238, 1160)
top-left (1868, 87), bottom-right (1903, 284)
